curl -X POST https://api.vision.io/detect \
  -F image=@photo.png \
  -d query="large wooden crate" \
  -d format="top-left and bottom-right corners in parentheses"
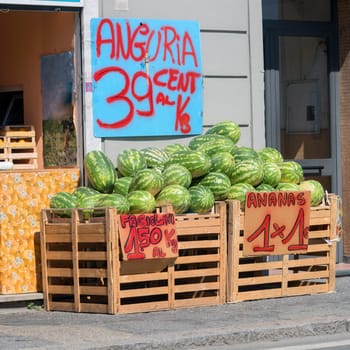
top-left (226, 194), bottom-right (339, 303)
top-left (40, 202), bottom-right (227, 314)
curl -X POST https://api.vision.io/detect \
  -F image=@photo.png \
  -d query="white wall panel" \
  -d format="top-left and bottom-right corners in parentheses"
top-left (203, 78), bottom-right (250, 125)
top-left (101, 0), bottom-right (248, 31)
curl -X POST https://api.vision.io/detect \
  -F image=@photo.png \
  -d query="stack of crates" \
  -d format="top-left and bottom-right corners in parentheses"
top-left (0, 125), bottom-right (38, 169)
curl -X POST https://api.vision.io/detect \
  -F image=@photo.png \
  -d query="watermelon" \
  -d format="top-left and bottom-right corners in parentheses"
top-left (129, 169), bottom-right (164, 196)
top-left (163, 143), bottom-right (190, 156)
top-left (299, 179), bottom-right (325, 206)
top-left (127, 190), bottom-right (156, 214)
top-left (188, 134), bottom-right (233, 150)
top-left (75, 193), bottom-right (105, 219)
top-left (226, 183), bottom-right (256, 207)
top-left (255, 183), bottom-right (275, 192)
top-left (210, 152), bottom-right (235, 177)
top-left (189, 184), bottom-right (215, 214)
top-left (94, 193), bottom-right (130, 213)
top-left (206, 121), bottom-right (241, 144)
top-left (199, 172), bottom-right (231, 200)
top-left (113, 176), bottom-right (133, 196)
top-left (262, 162), bottom-right (281, 187)
top-left (279, 161), bottom-right (303, 184)
top-left (233, 146), bottom-right (260, 162)
top-left (140, 146), bottom-right (170, 170)
top-left (50, 191), bottom-right (77, 209)
top-left (162, 164), bottom-right (192, 188)
top-left (156, 185), bottom-right (191, 214)
top-left (276, 182), bottom-right (301, 191)
top-left (230, 159), bottom-right (264, 187)
top-left (84, 150), bottom-right (117, 193)
top-left (72, 186), bottom-right (100, 202)
top-left (197, 137), bottom-right (234, 156)
top-left (167, 150), bottom-right (211, 178)
top-left (258, 147), bottom-right (284, 163)
top-left (117, 149), bottom-right (147, 177)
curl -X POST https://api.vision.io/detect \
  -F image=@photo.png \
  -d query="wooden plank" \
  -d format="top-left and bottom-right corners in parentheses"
top-left (174, 296), bottom-right (219, 308)
top-left (120, 286), bottom-right (169, 298)
top-left (47, 285), bottom-right (74, 294)
top-left (177, 240), bottom-right (220, 250)
top-left (174, 267), bottom-right (220, 279)
top-left (287, 270), bottom-right (329, 281)
top-left (79, 286), bottom-right (108, 295)
top-left (118, 301), bottom-right (170, 314)
top-left (237, 274), bottom-right (282, 286)
top-left (120, 271), bottom-right (169, 283)
top-left (174, 281), bottom-right (219, 293)
top-left (175, 254), bottom-right (220, 265)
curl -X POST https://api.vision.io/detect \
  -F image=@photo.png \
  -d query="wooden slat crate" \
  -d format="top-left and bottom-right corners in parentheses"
top-left (40, 208), bottom-right (117, 314)
top-left (40, 202), bottom-right (227, 314)
top-left (226, 194), bottom-right (339, 303)
top-left (116, 201), bottom-right (227, 314)
top-left (0, 125), bottom-right (38, 169)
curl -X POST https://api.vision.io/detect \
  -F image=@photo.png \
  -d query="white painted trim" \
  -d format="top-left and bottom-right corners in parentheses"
top-left (0, 0), bottom-right (83, 6)
top-left (248, 0), bottom-right (265, 150)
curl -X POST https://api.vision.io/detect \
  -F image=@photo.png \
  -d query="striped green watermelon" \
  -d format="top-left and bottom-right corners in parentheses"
top-left (140, 146), bottom-right (170, 170)
top-left (113, 176), bottom-right (133, 196)
top-left (188, 134), bottom-right (233, 150)
top-left (156, 184), bottom-right (191, 214)
top-left (226, 183), bottom-right (256, 207)
top-left (279, 161), bottom-right (303, 184)
top-left (255, 183), bottom-right (275, 192)
top-left (299, 179), bottom-right (325, 206)
top-left (84, 150), bottom-right (117, 193)
top-left (163, 143), bottom-right (190, 156)
top-left (262, 162), bottom-right (281, 187)
top-left (196, 137), bottom-right (234, 156)
top-left (129, 169), bottom-right (164, 196)
top-left (75, 193), bottom-right (105, 219)
top-left (189, 184), bottom-right (215, 214)
top-left (94, 193), bottom-right (130, 213)
top-left (167, 150), bottom-right (211, 178)
top-left (209, 152), bottom-right (235, 177)
top-left (230, 159), bottom-right (264, 186)
top-left (162, 164), bottom-right (192, 188)
top-left (72, 186), bottom-right (100, 202)
top-left (199, 172), bottom-right (231, 200)
top-left (276, 182), bottom-right (301, 191)
top-left (233, 146), bottom-right (260, 162)
top-left (206, 121), bottom-right (241, 144)
top-left (117, 149), bottom-right (147, 177)
top-left (50, 191), bottom-right (77, 209)
top-left (258, 147), bottom-right (284, 163)
top-left (127, 190), bottom-right (156, 214)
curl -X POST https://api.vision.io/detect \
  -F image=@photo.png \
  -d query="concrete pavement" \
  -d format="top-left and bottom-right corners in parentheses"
top-left (0, 270), bottom-right (350, 349)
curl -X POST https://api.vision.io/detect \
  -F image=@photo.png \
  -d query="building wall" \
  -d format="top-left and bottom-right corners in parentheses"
top-left (338, 0), bottom-right (350, 260)
top-left (89, 0), bottom-right (265, 158)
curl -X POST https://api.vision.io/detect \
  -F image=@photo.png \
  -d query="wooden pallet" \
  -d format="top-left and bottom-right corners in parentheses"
top-left (40, 202), bottom-right (227, 314)
top-left (226, 194), bottom-right (338, 303)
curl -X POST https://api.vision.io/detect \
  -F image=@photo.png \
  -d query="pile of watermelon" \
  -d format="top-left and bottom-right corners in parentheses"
top-left (50, 121), bottom-right (325, 215)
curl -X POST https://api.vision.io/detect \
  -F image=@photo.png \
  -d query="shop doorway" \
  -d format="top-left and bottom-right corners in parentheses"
top-left (262, 1), bottom-right (341, 260)
top-left (0, 6), bottom-right (82, 169)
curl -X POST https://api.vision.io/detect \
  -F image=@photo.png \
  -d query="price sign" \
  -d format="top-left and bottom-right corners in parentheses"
top-left (117, 211), bottom-right (178, 261)
top-left (90, 18), bottom-right (203, 137)
top-left (243, 191), bottom-right (311, 256)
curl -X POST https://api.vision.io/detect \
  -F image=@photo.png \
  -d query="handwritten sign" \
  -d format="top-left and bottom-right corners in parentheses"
top-left (117, 211), bottom-right (178, 261)
top-left (90, 18), bottom-right (203, 137)
top-left (243, 191), bottom-right (311, 256)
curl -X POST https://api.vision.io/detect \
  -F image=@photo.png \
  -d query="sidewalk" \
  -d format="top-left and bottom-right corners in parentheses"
top-left (0, 270), bottom-right (350, 350)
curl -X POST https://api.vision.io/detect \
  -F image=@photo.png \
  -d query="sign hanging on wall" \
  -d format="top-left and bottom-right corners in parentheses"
top-left (243, 191), bottom-right (311, 256)
top-left (90, 18), bottom-right (203, 137)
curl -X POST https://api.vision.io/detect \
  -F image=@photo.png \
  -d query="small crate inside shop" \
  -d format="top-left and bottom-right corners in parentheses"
top-left (226, 193), bottom-right (339, 303)
top-left (40, 202), bottom-right (227, 314)
top-left (0, 125), bottom-right (38, 169)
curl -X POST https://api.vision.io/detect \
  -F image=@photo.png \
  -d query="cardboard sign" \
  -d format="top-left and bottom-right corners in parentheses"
top-left (243, 191), bottom-right (311, 256)
top-left (117, 211), bottom-right (178, 260)
top-left (90, 18), bottom-right (203, 137)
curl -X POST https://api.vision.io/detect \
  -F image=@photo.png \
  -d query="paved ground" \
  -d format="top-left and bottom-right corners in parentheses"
top-left (0, 269), bottom-right (350, 350)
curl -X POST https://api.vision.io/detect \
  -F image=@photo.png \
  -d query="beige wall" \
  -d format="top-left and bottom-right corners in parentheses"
top-left (0, 11), bottom-right (75, 168)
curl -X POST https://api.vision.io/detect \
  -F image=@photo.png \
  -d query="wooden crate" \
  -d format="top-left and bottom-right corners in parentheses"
top-left (226, 194), bottom-right (339, 303)
top-left (0, 125), bottom-right (38, 169)
top-left (40, 202), bottom-right (227, 314)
